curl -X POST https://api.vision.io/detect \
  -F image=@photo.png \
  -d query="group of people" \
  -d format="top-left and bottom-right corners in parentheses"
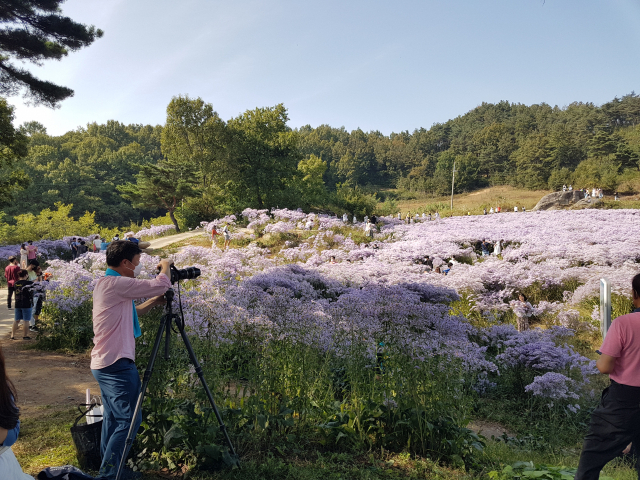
top-left (209, 224), bottom-right (231, 249)
top-left (4, 255), bottom-right (48, 342)
top-left (397, 211), bottom-right (441, 224)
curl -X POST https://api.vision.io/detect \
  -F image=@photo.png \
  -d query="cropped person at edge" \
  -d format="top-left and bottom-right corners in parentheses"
top-left (90, 241), bottom-right (172, 480)
top-left (575, 273), bottom-right (640, 480)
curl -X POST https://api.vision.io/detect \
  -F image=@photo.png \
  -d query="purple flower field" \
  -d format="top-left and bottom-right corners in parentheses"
top-left (38, 207), bottom-right (631, 415)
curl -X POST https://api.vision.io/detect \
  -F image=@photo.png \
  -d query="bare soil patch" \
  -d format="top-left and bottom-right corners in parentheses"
top-left (1, 335), bottom-right (99, 416)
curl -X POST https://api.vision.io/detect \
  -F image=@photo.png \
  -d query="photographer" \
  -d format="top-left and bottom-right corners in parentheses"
top-left (90, 241), bottom-right (171, 480)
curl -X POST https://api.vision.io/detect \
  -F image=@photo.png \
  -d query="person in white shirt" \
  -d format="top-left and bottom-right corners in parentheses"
top-left (514, 206), bottom-right (518, 212)
top-left (93, 236), bottom-right (102, 253)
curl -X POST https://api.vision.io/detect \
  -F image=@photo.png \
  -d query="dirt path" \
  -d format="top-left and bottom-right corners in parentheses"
top-left (146, 230), bottom-right (206, 249)
top-left (1, 336), bottom-right (99, 415)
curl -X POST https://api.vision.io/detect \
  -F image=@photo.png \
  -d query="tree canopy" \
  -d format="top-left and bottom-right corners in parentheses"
top-left (0, 0), bottom-right (103, 107)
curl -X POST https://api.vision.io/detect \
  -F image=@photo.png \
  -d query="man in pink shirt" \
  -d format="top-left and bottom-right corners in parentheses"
top-left (4, 256), bottom-right (20, 308)
top-left (90, 241), bottom-right (172, 480)
top-left (576, 274), bottom-right (640, 479)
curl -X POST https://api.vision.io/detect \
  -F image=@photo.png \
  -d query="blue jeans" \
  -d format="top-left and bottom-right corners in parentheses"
top-left (92, 358), bottom-right (142, 479)
top-left (14, 307), bottom-right (31, 321)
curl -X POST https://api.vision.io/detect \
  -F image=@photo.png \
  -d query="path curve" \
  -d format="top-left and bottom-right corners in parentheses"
top-left (146, 230), bottom-right (206, 249)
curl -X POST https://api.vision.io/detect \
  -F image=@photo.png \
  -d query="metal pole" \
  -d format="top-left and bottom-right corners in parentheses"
top-left (450, 160), bottom-right (456, 211)
top-left (600, 278), bottom-right (611, 339)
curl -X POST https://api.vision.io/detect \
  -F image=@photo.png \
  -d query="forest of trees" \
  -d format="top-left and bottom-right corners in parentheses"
top-left (2, 92), bottom-right (640, 229)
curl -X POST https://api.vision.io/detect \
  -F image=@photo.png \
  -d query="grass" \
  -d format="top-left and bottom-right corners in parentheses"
top-left (385, 186), bottom-right (551, 216)
top-left (14, 408), bottom-right (639, 479)
top-left (386, 185), bottom-right (640, 217)
top-left (13, 406), bottom-right (82, 475)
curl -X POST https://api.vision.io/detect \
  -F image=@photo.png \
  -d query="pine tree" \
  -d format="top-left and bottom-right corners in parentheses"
top-left (0, 0), bottom-right (103, 107)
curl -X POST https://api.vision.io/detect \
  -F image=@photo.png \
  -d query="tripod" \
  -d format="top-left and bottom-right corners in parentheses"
top-left (115, 288), bottom-right (240, 480)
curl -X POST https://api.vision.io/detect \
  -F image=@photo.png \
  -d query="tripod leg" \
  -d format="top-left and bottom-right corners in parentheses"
top-left (176, 322), bottom-right (240, 467)
top-left (115, 314), bottom-right (170, 480)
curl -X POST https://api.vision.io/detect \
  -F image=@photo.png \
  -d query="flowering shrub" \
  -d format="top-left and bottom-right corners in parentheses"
top-left (135, 224), bottom-right (176, 239)
top-left (35, 207), bottom-right (640, 470)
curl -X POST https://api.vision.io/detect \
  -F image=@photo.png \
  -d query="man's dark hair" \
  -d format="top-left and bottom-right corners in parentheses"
top-left (18, 269), bottom-right (28, 278)
top-left (28, 259), bottom-right (39, 267)
top-left (106, 240), bottom-right (142, 268)
top-left (8, 256), bottom-right (16, 263)
top-left (633, 274), bottom-right (640, 298)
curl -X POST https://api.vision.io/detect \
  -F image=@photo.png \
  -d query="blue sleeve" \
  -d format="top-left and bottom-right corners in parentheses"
top-left (1, 418), bottom-right (20, 447)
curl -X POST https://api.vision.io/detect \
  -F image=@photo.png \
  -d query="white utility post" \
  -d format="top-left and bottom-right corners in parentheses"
top-left (600, 278), bottom-right (611, 339)
top-left (450, 160), bottom-right (456, 210)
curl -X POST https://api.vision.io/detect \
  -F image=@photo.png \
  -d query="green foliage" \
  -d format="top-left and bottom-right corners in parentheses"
top-left (118, 157), bottom-right (198, 231)
top-left (0, 98), bottom-right (30, 205)
top-left (329, 185), bottom-right (378, 217)
top-left (487, 462), bottom-right (583, 480)
top-left (36, 300), bottom-right (94, 352)
top-left (0, 1), bottom-right (103, 107)
top-left (0, 202), bottom-right (108, 244)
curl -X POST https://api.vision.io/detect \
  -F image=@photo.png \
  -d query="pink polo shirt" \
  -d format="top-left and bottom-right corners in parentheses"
top-left (600, 311), bottom-right (640, 387)
top-left (90, 273), bottom-right (171, 370)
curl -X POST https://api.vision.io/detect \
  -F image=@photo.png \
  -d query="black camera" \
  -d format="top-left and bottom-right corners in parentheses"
top-left (169, 265), bottom-right (201, 284)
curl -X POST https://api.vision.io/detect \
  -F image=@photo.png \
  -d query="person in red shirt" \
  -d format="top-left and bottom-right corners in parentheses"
top-left (211, 226), bottom-right (219, 248)
top-left (576, 273), bottom-right (640, 479)
top-left (4, 256), bottom-right (20, 309)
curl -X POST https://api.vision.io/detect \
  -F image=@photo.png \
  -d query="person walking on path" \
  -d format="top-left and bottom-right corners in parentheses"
top-left (11, 270), bottom-right (33, 341)
top-left (575, 274), bottom-right (640, 479)
top-left (19, 244), bottom-right (27, 269)
top-left (4, 256), bottom-right (20, 309)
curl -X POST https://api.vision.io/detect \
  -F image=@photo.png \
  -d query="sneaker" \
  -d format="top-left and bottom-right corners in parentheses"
top-left (30, 325), bottom-right (39, 332)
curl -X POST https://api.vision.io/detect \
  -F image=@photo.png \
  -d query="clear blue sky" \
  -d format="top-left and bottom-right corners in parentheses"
top-left (11, 0), bottom-right (640, 136)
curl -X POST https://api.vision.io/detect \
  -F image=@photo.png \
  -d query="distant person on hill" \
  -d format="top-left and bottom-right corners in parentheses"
top-left (481, 239), bottom-right (491, 257)
top-left (489, 207), bottom-right (494, 214)
top-left (371, 215), bottom-right (377, 226)
top-left (427, 213), bottom-right (432, 221)
top-left (25, 241), bottom-right (37, 263)
top-left (343, 213), bottom-right (348, 223)
top-left (434, 211), bottom-right (440, 220)
top-left (364, 220), bottom-right (374, 239)
top-left (575, 273), bottom-right (640, 479)
top-left (494, 240), bottom-right (502, 256)
top-left (19, 244), bottom-right (27, 269)
top-left (4, 256), bottom-right (20, 309)
top-left (112, 234), bottom-right (120, 242)
top-left (93, 235), bottom-right (102, 252)
top-left (568, 184), bottom-right (573, 191)
top-left (522, 206), bottom-right (526, 212)
top-left (70, 237), bottom-right (78, 260)
top-left (563, 184), bottom-right (567, 192)
top-left (397, 212), bottom-right (401, 220)
top-left (77, 241), bottom-right (88, 255)
top-left (483, 208), bottom-right (487, 215)
top-left (222, 224), bottom-right (231, 249)
top-left (513, 293), bottom-right (533, 332)
top-left (614, 192), bottom-right (620, 201)
top-left (210, 225), bottom-right (219, 248)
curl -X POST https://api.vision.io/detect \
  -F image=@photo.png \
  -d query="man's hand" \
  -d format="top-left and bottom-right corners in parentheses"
top-left (157, 259), bottom-right (173, 277)
top-left (151, 295), bottom-right (166, 307)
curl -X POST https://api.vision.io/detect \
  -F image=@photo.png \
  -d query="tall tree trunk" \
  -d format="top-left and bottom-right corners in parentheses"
top-left (168, 209), bottom-right (181, 232)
